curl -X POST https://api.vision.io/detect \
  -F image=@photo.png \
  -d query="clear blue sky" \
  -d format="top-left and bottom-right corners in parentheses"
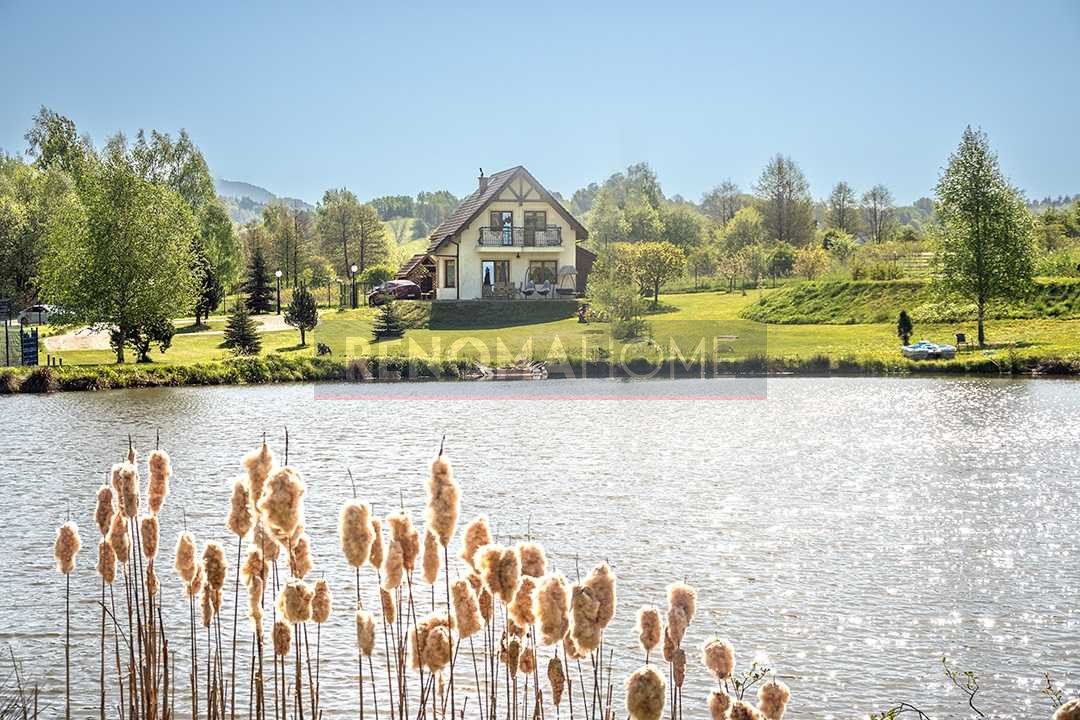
top-left (1, 0), bottom-right (1077, 206)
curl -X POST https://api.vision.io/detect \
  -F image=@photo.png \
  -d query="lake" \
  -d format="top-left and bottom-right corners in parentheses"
top-left (1, 377), bottom-right (1077, 718)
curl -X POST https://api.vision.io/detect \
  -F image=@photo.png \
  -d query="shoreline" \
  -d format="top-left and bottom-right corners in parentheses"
top-left (3, 352), bottom-right (1080, 394)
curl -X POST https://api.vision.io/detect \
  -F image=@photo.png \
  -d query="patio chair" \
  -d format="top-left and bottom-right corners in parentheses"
top-left (522, 281), bottom-right (535, 298)
top-left (536, 281), bottom-right (551, 298)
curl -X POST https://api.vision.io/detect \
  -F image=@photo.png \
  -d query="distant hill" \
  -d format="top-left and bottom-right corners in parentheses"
top-left (215, 178), bottom-right (314, 224)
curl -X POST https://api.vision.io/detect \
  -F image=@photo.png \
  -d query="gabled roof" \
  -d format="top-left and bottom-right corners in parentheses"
top-left (425, 166), bottom-right (588, 253)
top-left (396, 253), bottom-right (433, 279)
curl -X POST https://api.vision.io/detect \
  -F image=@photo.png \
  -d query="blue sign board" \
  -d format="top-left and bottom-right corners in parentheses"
top-left (21, 328), bottom-right (38, 366)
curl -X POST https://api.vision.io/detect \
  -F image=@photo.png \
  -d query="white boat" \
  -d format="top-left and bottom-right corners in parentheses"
top-left (902, 340), bottom-right (957, 360)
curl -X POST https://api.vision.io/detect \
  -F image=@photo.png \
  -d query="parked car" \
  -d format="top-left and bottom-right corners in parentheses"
top-left (367, 280), bottom-right (420, 306)
top-left (17, 304), bottom-right (58, 324)
top-left (901, 340), bottom-right (957, 360)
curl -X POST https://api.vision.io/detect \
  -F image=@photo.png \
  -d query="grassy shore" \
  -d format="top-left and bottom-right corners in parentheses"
top-left (5, 288), bottom-right (1080, 392)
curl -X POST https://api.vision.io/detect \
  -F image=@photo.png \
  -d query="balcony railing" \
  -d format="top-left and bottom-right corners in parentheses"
top-left (478, 226), bottom-right (563, 247)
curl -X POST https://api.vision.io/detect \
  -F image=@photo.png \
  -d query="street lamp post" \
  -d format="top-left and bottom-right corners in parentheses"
top-left (275, 270), bottom-right (283, 314)
top-left (350, 264), bottom-right (359, 309)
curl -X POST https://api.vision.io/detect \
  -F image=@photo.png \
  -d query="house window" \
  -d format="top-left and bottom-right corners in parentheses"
top-left (527, 260), bottom-right (557, 285)
top-left (444, 259), bottom-right (456, 288)
top-left (481, 260), bottom-right (510, 286)
top-left (523, 211), bottom-right (546, 245)
top-left (490, 211), bottom-right (513, 245)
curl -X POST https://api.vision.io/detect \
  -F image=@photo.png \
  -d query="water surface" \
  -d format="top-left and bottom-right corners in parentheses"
top-left (1, 377), bottom-right (1077, 718)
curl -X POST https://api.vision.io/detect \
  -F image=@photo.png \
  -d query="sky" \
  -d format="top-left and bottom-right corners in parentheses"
top-left (1, 0), bottom-right (1078, 206)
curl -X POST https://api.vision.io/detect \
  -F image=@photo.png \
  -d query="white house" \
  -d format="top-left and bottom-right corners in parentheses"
top-left (398, 166), bottom-right (594, 301)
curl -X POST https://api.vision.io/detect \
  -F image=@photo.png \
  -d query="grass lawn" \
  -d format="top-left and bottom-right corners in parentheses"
top-left (50, 290), bottom-right (1080, 369)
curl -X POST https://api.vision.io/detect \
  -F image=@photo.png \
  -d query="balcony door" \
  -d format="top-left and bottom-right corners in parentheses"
top-left (481, 260), bottom-right (510, 289)
top-left (490, 211), bottom-right (513, 245)
top-left (523, 211), bottom-right (546, 246)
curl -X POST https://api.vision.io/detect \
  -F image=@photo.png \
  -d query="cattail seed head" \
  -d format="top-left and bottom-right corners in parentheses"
top-left (311, 579), bottom-right (332, 624)
top-left (108, 511), bottom-right (130, 564)
top-left (564, 634), bottom-right (585, 661)
top-left (451, 579), bottom-right (483, 638)
top-left (387, 511), bottom-right (420, 572)
top-left (1054, 700), bottom-right (1080, 720)
top-left (500, 636), bottom-right (521, 675)
top-left (570, 584), bottom-right (601, 653)
top-left (460, 516), bottom-right (492, 568)
top-left (201, 586), bottom-right (215, 627)
top-left (356, 610), bottom-right (376, 657)
top-left (186, 564), bottom-right (204, 600)
top-left (757, 680), bottom-right (790, 720)
top-left (146, 565), bottom-right (158, 596)
top-left (425, 453), bottom-right (460, 546)
top-left (291, 532), bottom-right (313, 579)
top-left (380, 588), bottom-right (396, 624)
top-left (410, 613), bottom-right (453, 672)
top-left (422, 529), bottom-right (440, 585)
top-left (637, 607), bottom-right (662, 654)
top-left (227, 478), bottom-right (253, 538)
top-left (202, 541), bottom-right (227, 591)
top-left (625, 665), bottom-right (666, 720)
top-left (273, 619), bottom-right (291, 656)
top-left (95, 486), bottom-right (114, 536)
top-left (381, 540), bottom-right (404, 590)
top-left (673, 648), bottom-right (687, 687)
top-left (536, 573), bottom-right (571, 645)
top-left (140, 515), bottom-right (159, 559)
top-left (97, 539), bottom-right (115, 584)
top-left (519, 646), bottom-right (536, 675)
top-left (277, 578), bottom-right (314, 624)
top-left (113, 463), bottom-right (140, 518)
top-left (730, 700), bottom-right (764, 720)
top-left (584, 563), bottom-right (616, 630)
top-left (368, 517), bottom-right (384, 570)
top-left (547, 656), bottom-right (566, 707)
top-left (518, 542), bottom-right (547, 578)
top-left (247, 575), bottom-right (264, 636)
top-left (242, 442), bottom-right (275, 508)
top-left (339, 500), bottom-right (374, 568)
top-left (470, 575), bottom-right (494, 623)
top-left (258, 467), bottom-right (305, 540)
top-left (175, 532), bottom-right (197, 584)
top-left (662, 626), bottom-right (675, 662)
top-left (253, 522), bottom-right (279, 563)
top-left (666, 583), bottom-right (696, 648)
top-left (147, 449), bottom-right (171, 515)
top-left (241, 545), bottom-right (266, 587)
top-left (709, 691), bottom-right (733, 720)
top-left (54, 521), bottom-right (81, 574)
top-left (702, 639), bottom-right (735, 680)
top-left (478, 544), bottom-right (520, 604)
top-left (509, 576), bottom-right (537, 628)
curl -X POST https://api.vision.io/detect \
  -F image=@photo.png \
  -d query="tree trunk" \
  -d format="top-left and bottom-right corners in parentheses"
top-left (300, 328), bottom-right (306, 346)
top-left (977, 297), bottom-right (986, 347)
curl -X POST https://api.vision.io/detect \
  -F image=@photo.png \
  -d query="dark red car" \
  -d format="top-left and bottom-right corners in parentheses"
top-left (367, 279), bottom-right (421, 306)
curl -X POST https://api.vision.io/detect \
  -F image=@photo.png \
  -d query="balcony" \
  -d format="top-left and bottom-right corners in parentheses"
top-left (478, 226), bottom-right (563, 248)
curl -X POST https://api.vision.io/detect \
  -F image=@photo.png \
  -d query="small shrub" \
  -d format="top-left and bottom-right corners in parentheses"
top-left (20, 366), bottom-right (59, 394)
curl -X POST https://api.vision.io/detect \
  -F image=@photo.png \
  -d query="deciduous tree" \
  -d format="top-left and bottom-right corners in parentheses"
top-left (827, 181), bottom-right (860, 235)
top-left (753, 155), bottom-right (815, 246)
top-left (862, 184), bottom-right (896, 244)
top-left (630, 241), bottom-right (685, 307)
top-left (284, 284), bottom-right (319, 346)
top-left (701, 181), bottom-right (744, 224)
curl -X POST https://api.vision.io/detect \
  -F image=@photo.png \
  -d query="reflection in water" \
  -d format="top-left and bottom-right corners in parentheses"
top-left (0, 377), bottom-right (1077, 718)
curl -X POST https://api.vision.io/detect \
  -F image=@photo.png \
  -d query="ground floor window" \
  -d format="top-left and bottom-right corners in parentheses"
top-left (481, 260), bottom-right (510, 286)
top-left (444, 258), bottom-right (456, 288)
top-left (527, 260), bottom-right (557, 284)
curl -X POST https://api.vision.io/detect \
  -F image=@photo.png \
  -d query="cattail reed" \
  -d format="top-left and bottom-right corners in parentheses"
top-left (547, 656), bottom-right (565, 707)
top-left (702, 638), bottom-right (735, 680)
top-left (625, 665), bottom-right (665, 720)
top-left (339, 500), bottom-right (374, 567)
top-left (425, 452), bottom-right (460, 546)
top-left (147, 449), bottom-right (171, 514)
top-left (584, 563), bottom-right (616, 630)
top-left (227, 477), bottom-right (254, 537)
top-left (54, 522), bottom-right (80, 720)
top-left (477, 544), bottom-right (520, 604)
top-left (381, 540), bottom-right (404, 590)
top-left (273, 620), bottom-right (291, 656)
top-left (422, 528), bottom-right (440, 585)
top-left (259, 467), bottom-right (306, 539)
top-left (203, 541), bottom-right (227, 592)
top-left (509, 576), bottom-right (537, 628)
top-left (470, 574), bottom-right (493, 623)
top-left (379, 588), bottom-right (396, 624)
top-left (460, 516), bottom-right (492, 568)
top-left (241, 545), bottom-right (267, 586)
top-left (356, 610), bottom-right (376, 656)
top-left (709, 690), bottom-right (732, 719)
top-left (519, 541), bottom-right (547, 577)
top-left (730, 700), bottom-right (761, 720)
top-left (140, 515), bottom-right (159, 559)
top-left (537, 574), bottom-right (570, 644)
top-left (254, 521), bottom-right (280, 563)
top-left (368, 517), bottom-right (384, 570)
top-left (519, 647), bottom-right (535, 674)
top-left (666, 583), bottom-right (696, 649)
top-left (94, 486), bottom-right (113, 536)
top-left (312, 579), bottom-right (332, 624)
top-left (97, 539), bottom-right (116, 584)
top-left (451, 579), bottom-right (483, 638)
top-left (243, 442), bottom-right (275, 505)
top-left (146, 564), bottom-right (159, 595)
top-left (672, 648), bottom-right (686, 687)
top-left (108, 511), bottom-right (130, 564)
top-left (175, 531), bottom-right (197, 583)
top-left (569, 584), bottom-right (601, 653)
top-left (637, 607), bottom-right (662, 658)
top-left (278, 579), bottom-right (314, 624)
top-left (291, 532), bottom-right (313, 578)
top-left (409, 613), bottom-right (452, 672)
top-left (387, 511), bottom-right (419, 572)
top-left (113, 463), bottom-right (139, 518)
top-left (757, 680), bottom-right (790, 720)
top-left (248, 576), bottom-right (265, 634)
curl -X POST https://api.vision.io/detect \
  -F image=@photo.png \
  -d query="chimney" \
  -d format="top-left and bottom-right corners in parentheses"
top-left (478, 168), bottom-right (488, 192)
